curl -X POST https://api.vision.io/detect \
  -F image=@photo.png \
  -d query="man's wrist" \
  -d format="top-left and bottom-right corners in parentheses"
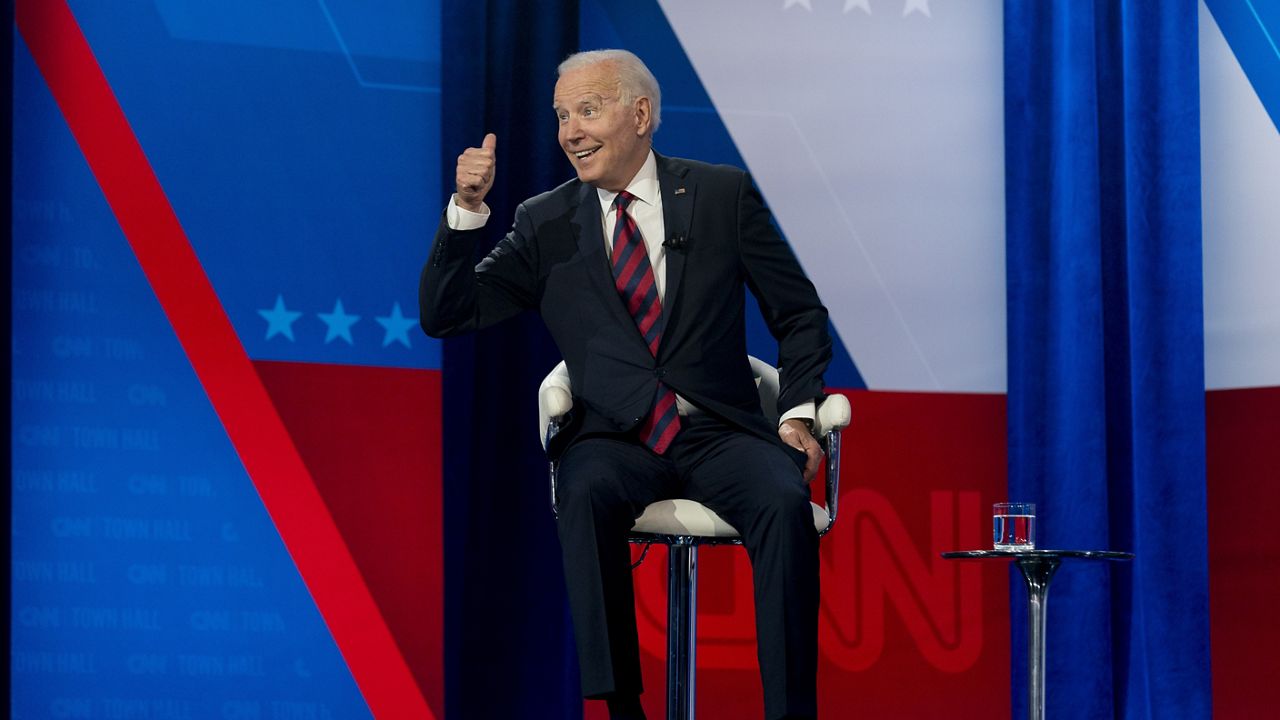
top-left (782, 417), bottom-right (814, 434)
top-left (446, 194), bottom-right (491, 230)
top-left (778, 401), bottom-right (817, 430)
top-left (456, 197), bottom-right (484, 213)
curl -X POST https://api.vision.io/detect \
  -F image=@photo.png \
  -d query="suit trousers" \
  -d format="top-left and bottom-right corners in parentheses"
top-left (555, 413), bottom-right (820, 720)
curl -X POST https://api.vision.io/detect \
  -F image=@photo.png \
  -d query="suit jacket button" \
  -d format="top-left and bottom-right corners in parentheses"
top-left (633, 416), bottom-right (643, 424)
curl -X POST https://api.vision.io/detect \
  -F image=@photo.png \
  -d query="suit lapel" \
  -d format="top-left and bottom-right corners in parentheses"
top-left (570, 181), bottom-right (638, 333)
top-left (570, 181), bottom-right (602, 259)
top-left (657, 154), bottom-right (694, 343)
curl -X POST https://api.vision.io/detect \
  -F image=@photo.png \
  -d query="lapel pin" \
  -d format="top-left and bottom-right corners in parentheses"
top-left (674, 187), bottom-right (686, 195)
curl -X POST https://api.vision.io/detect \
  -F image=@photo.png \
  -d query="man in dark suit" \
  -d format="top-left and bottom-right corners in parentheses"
top-left (420, 49), bottom-right (832, 720)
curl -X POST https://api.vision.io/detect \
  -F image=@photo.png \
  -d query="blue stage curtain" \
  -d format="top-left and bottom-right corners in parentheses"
top-left (440, 3), bottom-right (581, 718)
top-left (1004, 1), bottom-right (1210, 717)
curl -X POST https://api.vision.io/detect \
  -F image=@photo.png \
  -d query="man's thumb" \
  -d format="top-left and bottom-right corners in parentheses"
top-left (482, 133), bottom-right (497, 151)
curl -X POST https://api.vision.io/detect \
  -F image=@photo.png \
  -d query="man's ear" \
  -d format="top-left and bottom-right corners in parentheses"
top-left (634, 96), bottom-right (652, 136)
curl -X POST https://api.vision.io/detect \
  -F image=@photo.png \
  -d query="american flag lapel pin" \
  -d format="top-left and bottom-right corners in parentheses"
top-left (674, 187), bottom-right (686, 195)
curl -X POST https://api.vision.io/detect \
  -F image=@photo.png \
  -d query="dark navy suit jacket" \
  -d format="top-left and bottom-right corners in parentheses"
top-left (420, 153), bottom-right (832, 460)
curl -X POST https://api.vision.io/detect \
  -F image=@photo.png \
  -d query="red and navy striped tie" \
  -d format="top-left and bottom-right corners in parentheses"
top-left (611, 191), bottom-right (680, 454)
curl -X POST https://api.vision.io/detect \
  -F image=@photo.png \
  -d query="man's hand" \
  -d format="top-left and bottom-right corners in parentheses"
top-left (779, 418), bottom-right (823, 482)
top-left (455, 133), bottom-right (496, 212)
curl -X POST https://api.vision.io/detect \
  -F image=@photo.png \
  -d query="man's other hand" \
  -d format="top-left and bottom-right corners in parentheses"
top-left (779, 418), bottom-right (823, 483)
top-left (456, 133), bottom-right (497, 212)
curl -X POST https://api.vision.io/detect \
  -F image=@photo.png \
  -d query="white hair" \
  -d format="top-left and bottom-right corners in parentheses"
top-left (558, 49), bottom-right (662, 134)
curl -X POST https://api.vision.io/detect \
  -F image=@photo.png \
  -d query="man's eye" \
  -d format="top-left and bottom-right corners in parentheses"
top-left (583, 107), bottom-right (597, 117)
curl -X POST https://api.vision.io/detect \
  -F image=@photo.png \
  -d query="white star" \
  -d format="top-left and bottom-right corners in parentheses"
top-left (317, 299), bottom-right (360, 345)
top-left (258, 295), bottom-right (302, 341)
top-left (784, 0), bottom-right (812, 10)
top-left (903, 0), bottom-right (931, 18)
top-left (375, 302), bottom-right (419, 349)
top-left (845, 0), bottom-right (872, 14)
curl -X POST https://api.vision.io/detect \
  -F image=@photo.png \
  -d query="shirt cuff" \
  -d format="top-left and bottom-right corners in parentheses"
top-left (446, 195), bottom-right (491, 230)
top-left (779, 401), bottom-right (816, 428)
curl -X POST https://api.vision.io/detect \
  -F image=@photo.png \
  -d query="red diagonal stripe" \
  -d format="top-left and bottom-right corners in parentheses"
top-left (627, 273), bottom-right (655, 316)
top-left (613, 238), bottom-right (646, 295)
top-left (611, 217), bottom-right (637, 266)
top-left (15, 2), bottom-right (434, 717)
top-left (649, 412), bottom-right (680, 455)
top-left (641, 389), bottom-right (680, 454)
top-left (636, 289), bottom-right (663, 347)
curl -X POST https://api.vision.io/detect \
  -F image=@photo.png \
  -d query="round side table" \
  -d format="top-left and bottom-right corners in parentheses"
top-left (941, 549), bottom-right (1134, 720)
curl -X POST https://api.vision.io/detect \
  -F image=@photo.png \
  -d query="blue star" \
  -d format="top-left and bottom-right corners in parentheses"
top-left (317, 299), bottom-right (361, 345)
top-left (258, 294), bottom-right (303, 341)
top-left (376, 302), bottom-right (419, 348)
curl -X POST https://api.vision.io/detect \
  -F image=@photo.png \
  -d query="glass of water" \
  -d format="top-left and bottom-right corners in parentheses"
top-left (993, 502), bottom-right (1035, 550)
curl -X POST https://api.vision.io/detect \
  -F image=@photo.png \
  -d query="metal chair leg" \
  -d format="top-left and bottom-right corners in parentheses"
top-left (667, 540), bottom-right (697, 720)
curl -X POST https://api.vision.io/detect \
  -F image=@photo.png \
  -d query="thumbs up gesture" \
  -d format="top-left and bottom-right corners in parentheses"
top-left (455, 133), bottom-right (497, 212)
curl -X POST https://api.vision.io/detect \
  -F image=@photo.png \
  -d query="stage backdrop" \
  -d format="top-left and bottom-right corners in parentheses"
top-left (1200, 0), bottom-right (1280, 717)
top-left (12, 0), bottom-right (1278, 718)
top-left (12, 1), bottom-right (444, 717)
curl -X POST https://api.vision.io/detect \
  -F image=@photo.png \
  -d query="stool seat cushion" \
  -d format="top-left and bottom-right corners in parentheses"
top-left (631, 498), bottom-right (831, 538)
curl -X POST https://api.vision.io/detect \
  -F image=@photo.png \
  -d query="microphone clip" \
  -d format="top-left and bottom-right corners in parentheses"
top-left (663, 234), bottom-right (689, 252)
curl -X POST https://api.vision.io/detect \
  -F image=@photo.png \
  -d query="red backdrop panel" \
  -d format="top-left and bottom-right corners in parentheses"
top-left (254, 360), bottom-right (444, 717)
top-left (1206, 386), bottom-right (1280, 718)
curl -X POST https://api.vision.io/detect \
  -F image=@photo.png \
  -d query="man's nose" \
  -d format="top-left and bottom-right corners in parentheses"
top-left (562, 117), bottom-right (584, 142)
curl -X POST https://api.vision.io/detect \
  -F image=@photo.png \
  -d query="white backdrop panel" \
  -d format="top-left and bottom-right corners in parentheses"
top-left (658, 0), bottom-right (1007, 392)
top-left (1200, 1), bottom-right (1280, 390)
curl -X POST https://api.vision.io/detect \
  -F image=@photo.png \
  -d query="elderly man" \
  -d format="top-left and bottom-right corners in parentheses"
top-left (420, 49), bottom-right (832, 720)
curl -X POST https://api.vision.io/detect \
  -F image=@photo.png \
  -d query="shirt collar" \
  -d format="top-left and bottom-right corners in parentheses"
top-left (597, 150), bottom-right (659, 212)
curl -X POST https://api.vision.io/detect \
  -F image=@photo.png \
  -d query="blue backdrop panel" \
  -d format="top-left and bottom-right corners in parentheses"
top-left (1004, 0), bottom-right (1210, 717)
top-left (65, 0), bottom-right (442, 371)
top-left (11, 34), bottom-right (369, 718)
top-left (1204, 0), bottom-right (1280, 133)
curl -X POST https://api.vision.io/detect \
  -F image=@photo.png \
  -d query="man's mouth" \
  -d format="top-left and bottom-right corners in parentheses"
top-left (573, 146), bottom-right (602, 160)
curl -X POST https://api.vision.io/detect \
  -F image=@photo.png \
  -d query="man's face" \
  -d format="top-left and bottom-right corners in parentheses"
top-left (553, 62), bottom-right (651, 192)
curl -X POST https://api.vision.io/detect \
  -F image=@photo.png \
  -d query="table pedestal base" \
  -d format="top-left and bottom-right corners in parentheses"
top-left (1017, 556), bottom-right (1061, 720)
top-left (940, 549), bottom-right (1132, 720)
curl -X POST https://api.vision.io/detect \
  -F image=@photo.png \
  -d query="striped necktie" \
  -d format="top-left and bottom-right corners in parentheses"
top-left (611, 191), bottom-right (680, 454)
